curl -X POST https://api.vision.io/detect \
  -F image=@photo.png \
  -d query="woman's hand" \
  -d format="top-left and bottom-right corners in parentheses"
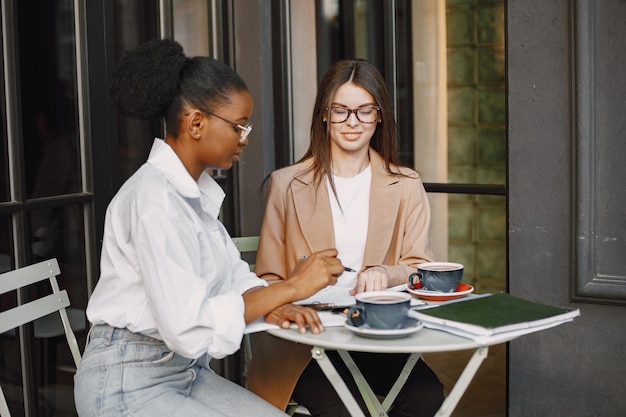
top-left (264, 304), bottom-right (324, 334)
top-left (350, 267), bottom-right (389, 294)
top-left (286, 248), bottom-right (344, 300)
top-left (242, 249), bottom-right (343, 324)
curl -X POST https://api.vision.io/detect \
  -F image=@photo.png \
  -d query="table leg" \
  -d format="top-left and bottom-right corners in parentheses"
top-left (434, 346), bottom-right (489, 417)
top-left (312, 349), bottom-right (422, 417)
top-left (311, 346), bottom-right (366, 417)
top-left (337, 350), bottom-right (386, 416)
top-left (380, 352), bottom-right (421, 411)
top-left (312, 345), bottom-right (486, 417)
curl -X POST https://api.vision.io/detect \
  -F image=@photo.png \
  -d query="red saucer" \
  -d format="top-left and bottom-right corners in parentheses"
top-left (407, 282), bottom-right (474, 301)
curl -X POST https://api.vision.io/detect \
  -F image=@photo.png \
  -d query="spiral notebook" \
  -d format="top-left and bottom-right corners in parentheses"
top-left (408, 292), bottom-right (580, 343)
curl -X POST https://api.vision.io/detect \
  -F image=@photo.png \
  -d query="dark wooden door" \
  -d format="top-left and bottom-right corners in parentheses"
top-left (507, 1), bottom-right (626, 415)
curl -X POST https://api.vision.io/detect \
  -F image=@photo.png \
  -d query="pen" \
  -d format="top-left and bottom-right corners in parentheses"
top-left (300, 255), bottom-right (356, 273)
top-left (302, 303), bottom-right (349, 313)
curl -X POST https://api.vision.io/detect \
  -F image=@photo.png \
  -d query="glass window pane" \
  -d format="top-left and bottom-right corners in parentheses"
top-left (412, 1), bottom-right (505, 186)
top-left (0, 133), bottom-right (8, 202)
top-left (429, 193), bottom-right (507, 294)
top-left (17, 0), bottom-right (82, 199)
top-left (173, 0), bottom-right (210, 56)
top-left (1, 11), bottom-right (8, 203)
top-left (28, 204), bottom-right (85, 274)
top-left (112, 0), bottom-right (161, 184)
top-left (0, 215), bottom-right (13, 273)
top-left (27, 205), bottom-right (87, 304)
top-left (445, 2), bottom-right (506, 186)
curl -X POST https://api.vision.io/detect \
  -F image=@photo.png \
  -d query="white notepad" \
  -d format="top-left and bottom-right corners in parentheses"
top-left (293, 285), bottom-right (356, 308)
top-left (245, 311), bottom-right (347, 334)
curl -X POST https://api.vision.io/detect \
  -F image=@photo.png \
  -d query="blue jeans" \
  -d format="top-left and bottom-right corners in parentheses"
top-left (74, 325), bottom-right (287, 417)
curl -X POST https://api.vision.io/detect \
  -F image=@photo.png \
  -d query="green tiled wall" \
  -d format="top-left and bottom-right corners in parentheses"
top-left (447, 0), bottom-right (506, 294)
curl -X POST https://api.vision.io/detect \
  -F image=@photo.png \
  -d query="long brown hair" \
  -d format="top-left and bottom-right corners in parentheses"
top-left (298, 59), bottom-right (405, 191)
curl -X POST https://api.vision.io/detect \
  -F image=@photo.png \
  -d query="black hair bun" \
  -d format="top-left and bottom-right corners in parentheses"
top-left (109, 38), bottom-right (187, 119)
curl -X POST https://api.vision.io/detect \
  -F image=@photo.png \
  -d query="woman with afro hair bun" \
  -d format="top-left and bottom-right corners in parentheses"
top-left (74, 38), bottom-right (344, 417)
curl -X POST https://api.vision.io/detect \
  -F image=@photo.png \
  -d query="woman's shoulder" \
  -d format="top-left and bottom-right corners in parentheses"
top-left (388, 163), bottom-right (420, 178)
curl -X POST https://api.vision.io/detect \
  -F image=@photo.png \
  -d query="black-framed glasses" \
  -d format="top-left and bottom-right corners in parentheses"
top-left (203, 110), bottom-right (253, 144)
top-left (325, 105), bottom-right (381, 124)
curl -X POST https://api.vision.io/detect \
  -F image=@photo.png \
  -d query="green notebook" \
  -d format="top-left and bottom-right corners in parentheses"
top-left (408, 292), bottom-right (580, 340)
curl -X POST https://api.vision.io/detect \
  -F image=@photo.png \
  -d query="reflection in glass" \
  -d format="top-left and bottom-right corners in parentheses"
top-left (0, 15), bottom-right (6, 202)
top-left (113, 0), bottom-right (162, 184)
top-left (17, 0), bottom-right (82, 199)
top-left (0, 216), bottom-right (13, 273)
top-left (173, 0), bottom-right (210, 57)
top-left (0, 109), bottom-right (7, 202)
top-left (29, 202), bottom-right (81, 266)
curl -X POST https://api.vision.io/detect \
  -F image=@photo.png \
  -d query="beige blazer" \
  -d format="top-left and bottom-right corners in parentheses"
top-left (247, 149), bottom-right (434, 410)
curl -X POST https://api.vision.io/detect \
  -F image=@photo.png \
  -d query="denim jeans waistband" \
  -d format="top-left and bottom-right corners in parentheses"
top-left (88, 324), bottom-right (163, 345)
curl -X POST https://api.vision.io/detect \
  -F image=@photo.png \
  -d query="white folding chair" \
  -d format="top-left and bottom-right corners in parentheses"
top-left (231, 236), bottom-right (261, 364)
top-left (231, 236), bottom-right (310, 416)
top-left (232, 236), bottom-right (260, 272)
top-left (0, 258), bottom-right (82, 417)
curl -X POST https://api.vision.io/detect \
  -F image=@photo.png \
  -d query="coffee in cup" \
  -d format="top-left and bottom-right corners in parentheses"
top-left (408, 262), bottom-right (464, 293)
top-left (346, 291), bottom-right (411, 329)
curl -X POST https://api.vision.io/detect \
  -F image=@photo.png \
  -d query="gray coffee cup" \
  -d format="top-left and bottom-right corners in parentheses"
top-left (408, 262), bottom-right (464, 293)
top-left (346, 291), bottom-right (411, 329)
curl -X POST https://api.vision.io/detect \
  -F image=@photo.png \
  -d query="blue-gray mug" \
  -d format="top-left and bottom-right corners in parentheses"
top-left (409, 262), bottom-right (464, 293)
top-left (346, 291), bottom-right (411, 329)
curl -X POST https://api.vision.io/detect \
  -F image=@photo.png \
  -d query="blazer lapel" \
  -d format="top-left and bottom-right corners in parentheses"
top-left (363, 151), bottom-right (402, 265)
top-left (291, 171), bottom-right (336, 252)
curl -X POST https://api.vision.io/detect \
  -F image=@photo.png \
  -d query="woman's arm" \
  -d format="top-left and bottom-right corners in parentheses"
top-left (243, 248), bottom-right (343, 332)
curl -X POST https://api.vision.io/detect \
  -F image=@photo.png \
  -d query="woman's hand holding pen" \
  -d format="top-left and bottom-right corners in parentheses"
top-left (261, 249), bottom-right (342, 334)
top-left (287, 248), bottom-right (344, 301)
top-left (243, 250), bottom-right (342, 327)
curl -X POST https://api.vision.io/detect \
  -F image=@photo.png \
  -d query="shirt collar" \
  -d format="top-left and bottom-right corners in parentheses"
top-left (147, 138), bottom-right (225, 217)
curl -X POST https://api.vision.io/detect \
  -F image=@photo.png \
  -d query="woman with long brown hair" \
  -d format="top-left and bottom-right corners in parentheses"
top-left (248, 59), bottom-right (444, 417)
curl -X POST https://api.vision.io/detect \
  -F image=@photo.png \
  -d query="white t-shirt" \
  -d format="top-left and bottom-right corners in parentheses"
top-left (87, 138), bottom-right (265, 361)
top-left (326, 165), bottom-right (371, 287)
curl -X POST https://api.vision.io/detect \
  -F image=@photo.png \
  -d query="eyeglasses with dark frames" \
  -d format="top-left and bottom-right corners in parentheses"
top-left (325, 105), bottom-right (381, 124)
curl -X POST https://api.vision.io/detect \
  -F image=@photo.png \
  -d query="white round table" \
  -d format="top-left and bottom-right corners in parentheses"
top-left (267, 325), bottom-right (516, 417)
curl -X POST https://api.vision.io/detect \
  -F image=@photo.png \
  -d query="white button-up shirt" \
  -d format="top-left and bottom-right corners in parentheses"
top-left (87, 138), bottom-right (265, 360)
